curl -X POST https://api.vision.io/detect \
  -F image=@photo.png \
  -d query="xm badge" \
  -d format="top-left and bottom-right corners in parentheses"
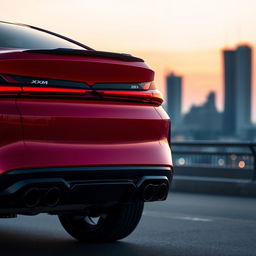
top-left (31, 80), bottom-right (48, 85)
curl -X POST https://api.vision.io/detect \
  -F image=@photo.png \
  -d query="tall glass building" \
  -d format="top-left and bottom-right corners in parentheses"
top-left (223, 50), bottom-right (236, 135)
top-left (223, 45), bottom-right (252, 137)
top-left (166, 73), bottom-right (182, 131)
top-left (235, 45), bottom-right (252, 135)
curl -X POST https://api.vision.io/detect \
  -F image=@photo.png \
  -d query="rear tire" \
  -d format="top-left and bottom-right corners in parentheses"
top-left (59, 201), bottom-right (144, 242)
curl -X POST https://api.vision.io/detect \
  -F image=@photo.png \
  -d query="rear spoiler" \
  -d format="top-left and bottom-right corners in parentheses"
top-left (24, 49), bottom-right (144, 62)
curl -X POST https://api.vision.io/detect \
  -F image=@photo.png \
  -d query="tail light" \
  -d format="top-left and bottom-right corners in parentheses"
top-left (97, 88), bottom-right (163, 105)
top-left (0, 85), bottom-right (21, 93)
top-left (0, 76), bottom-right (21, 94)
top-left (91, 81), bottom-right (163, 105)
top-left (0, 74), bottom-right (163, 105)
top-left (22, 87), bottom-right (89, 94)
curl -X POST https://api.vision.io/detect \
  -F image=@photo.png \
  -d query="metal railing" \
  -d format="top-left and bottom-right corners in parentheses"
top-left (172, 141), bottom-right (256, 180)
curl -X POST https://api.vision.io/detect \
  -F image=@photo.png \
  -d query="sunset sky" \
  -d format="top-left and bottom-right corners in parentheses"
top-left (2, 0), bottom-right (256, 121)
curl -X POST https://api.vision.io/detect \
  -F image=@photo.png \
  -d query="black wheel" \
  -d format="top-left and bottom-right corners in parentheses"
top-left (59, 201), bottom-right (144, 242)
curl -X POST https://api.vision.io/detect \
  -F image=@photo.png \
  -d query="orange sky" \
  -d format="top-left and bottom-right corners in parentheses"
top-left (2, 0), bottom-right (256, 121)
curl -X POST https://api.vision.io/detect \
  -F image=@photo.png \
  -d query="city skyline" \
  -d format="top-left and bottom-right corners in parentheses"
top-left (166, 44), bottom-right (254, 140)
top-left (161, 43), bottom-right (255, 124)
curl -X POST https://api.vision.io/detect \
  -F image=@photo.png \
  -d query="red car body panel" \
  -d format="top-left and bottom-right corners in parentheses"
top-left (10, 99), bottom-right (171, 173)
top-left (0, 98), bottom-right (25, 174)
top-left (0, 98), bottom-right (171, 174)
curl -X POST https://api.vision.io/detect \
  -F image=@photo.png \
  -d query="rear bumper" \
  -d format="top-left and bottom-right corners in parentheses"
top-left (0, 166), bottom-right (173, 215)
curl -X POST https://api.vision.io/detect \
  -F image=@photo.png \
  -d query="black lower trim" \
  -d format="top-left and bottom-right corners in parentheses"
top-left (0, 166), bottom-right (172, 215)
top-left (0, 166), bottom-right (172, 191)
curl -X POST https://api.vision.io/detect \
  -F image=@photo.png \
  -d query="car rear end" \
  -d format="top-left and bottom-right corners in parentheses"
top-left (0, 21), bottom-right (173, 242)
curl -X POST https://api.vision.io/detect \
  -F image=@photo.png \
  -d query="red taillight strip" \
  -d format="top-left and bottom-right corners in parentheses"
top-left (97, 90), bottom-right (163, 104)
top-left (0, 82), bottom-right (163, 105)
top-left (0, 85), bottom-right (88, 94)
top-left (100, 90), bottom-right (152, 97)
top-left (0, 85), bottom-right (22, 92)
top-left (151, 90), bottom-right (164, 104)
top-left (22, 87), bottom-right (88, 94)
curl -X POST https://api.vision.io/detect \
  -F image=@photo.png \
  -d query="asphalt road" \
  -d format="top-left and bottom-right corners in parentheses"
top-left (0, 192), bottom-right (256, 256)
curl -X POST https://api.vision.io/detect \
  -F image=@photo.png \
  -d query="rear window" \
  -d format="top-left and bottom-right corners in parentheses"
top-left (0, 22), bottom-right (85, 50)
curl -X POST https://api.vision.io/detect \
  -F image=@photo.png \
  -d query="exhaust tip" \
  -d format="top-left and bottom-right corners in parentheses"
top-left (44, 187), bottom-right (61, 207)
top-left (143, 184), bottom-right (157, 202)
top-left (23, 187), bottom-right (40, 208)
top-left (157, 183), bottom-right (169, 200)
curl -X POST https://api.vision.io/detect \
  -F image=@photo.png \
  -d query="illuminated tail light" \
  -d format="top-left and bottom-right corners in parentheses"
top-left (22, 87), bottom-right (88, 94)
top-left (0, 85), bottom-right (22, 94)
top-left (0, 74), bottom-right (163, 105)
top-left (97, 89), bottom-right (163, 105)
top-left (0, 73), bottom-right (21, 94)
top-left (92, 82), bottom-right (163, 105)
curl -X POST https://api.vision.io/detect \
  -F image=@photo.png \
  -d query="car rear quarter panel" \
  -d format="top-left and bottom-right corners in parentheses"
top-left (14, 98), bottom-right (172, 170)
top-left (0, 99), bottom-right (24, 174)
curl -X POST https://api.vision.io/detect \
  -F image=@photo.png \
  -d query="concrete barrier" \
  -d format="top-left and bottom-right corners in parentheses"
top-left (171, 166), bottom-right (256, 197)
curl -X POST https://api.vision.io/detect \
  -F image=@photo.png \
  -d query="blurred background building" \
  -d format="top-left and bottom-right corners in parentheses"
top-left (166, 44), bottom-right (255, 141)
top-left (223, 49), bottom-right (236, 136)
top-left (235, 45), bottom-right (252, 137)
top-left (182, 92), bottom-right (222, 140)
top-left (166, 73), bottom-right (182, 133)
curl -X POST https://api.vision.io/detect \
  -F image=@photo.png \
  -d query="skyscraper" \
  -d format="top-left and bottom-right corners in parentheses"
top-left (166, 73), bottom-right (182, 131)
top-left (235, 45), bottom-right (252, 135)
top-left (223, 50), bottom-right (236, 135)
top-left (223, 44), bottom-right (252, 137)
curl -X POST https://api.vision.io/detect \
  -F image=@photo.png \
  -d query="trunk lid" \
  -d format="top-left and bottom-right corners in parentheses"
top-left (0, 49), bottom-right (162, 105)
top-left (0, 49), bottom-right (154, 84)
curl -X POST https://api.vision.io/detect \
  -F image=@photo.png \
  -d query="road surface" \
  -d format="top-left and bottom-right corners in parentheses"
top-left (0, 192), bottom-right (256, 256)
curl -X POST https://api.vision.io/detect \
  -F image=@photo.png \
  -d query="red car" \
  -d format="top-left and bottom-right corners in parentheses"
top-left (0, 21), bottom-right (173, 242)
